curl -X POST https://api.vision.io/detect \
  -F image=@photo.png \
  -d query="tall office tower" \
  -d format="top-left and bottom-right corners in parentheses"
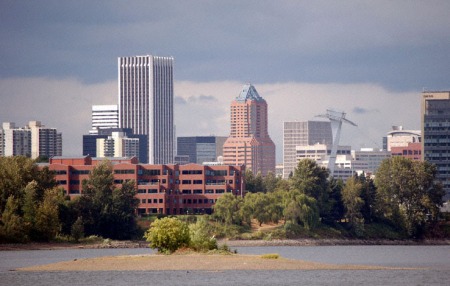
top-left (421, 91), bottom-right (450, 200)
top-left (1, 122), bottom-right (31, 157)
top-left (177, 136), bottom-right (227, 164)
top-left (222, 84), bottom-right (276, 176)
top-left (28, 121), bottom-right (62, 159)
top-left (283, 121), bottom-right (332, 178)
top-left (89, 105), bottom-right (119, 135)
top-left (118, 55), bottom-right (174, 164)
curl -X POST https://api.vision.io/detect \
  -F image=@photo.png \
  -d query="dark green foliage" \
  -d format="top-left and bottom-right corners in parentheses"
top-left (71, 217), bottom-right (84, 242)
top-left (212, 193), bottom-right (244, 225)
top-left (375, 157), bottom-right (445, 237)
top-left (289, 159), bottom-right (331, 221)
top-left (78, 160), bottom-right (140, 239)
top-left (0, 195), bottom-right (27, 243)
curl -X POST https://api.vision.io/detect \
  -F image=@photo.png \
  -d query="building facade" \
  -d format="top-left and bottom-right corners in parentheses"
top-left (0, 122), bottom-right (31, 157)
top-left (351, 148), bottom-right (391, 175)
top-left (44, 156), bottom-right (245, 215)
top-left (283, 121), bottom-right (332, 178)
top-left (391, 142), bottom-right (422, 161)
top-left (222, 84), bottom-right (276, 177)
top-left (177, 136), bottom-right (227, 164)
top-left (386, 125), bottom-right (421, 151)
top-left (89, 105), bottom-right (119, 135)
top-left (83, 128), bottom-right (148, 163)
top-left (1, 121), bottom-right (61, 158)
top-left (29, 121), bottom-right (62, 159)
top-left (118, 55), bottom-right (174, 164)
top-left (421, 91), bottom-right (450, 199)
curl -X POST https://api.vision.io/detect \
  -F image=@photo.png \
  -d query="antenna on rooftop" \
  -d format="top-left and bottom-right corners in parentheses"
top-left (316, 109), bottom-right (357, 178)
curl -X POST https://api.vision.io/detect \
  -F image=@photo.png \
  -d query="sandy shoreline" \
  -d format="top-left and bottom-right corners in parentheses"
top-left (14, 253), bottom-right (415, 272)
top-left (1, 238), bottom-right (449, 251)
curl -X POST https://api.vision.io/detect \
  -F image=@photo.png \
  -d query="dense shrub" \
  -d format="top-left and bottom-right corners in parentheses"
top-left (144, 217), bottom-right (190, 254)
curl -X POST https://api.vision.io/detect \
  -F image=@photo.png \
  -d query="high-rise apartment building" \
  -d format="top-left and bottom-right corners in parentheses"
top-left (177, 136), bottom-right (227, 164)
top-left (28, 121), bottom-right (62, 159)
top-left (283, 121), bottom-right (332, 178)
top-left (421, 91), bottom-right (450, 199)
top-left (1, 121), bottom-right (61, 158)
top-left (89, 105), bottom-right (119, 135)
top-left (118, 55), bottom-right (174, 164)
top-left (0, 122), bottom-right (31, 157)
top-left (223, 84), bottom-right (275, 176)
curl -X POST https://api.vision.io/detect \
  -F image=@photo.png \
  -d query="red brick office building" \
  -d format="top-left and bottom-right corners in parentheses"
top-left (391, 142), bottom-right (422, 161)
top-left (43, 156), bottom-right (245, 215)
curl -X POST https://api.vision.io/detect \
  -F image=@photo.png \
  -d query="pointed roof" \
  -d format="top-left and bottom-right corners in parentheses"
top-left (235, 83), bottom-right (265, 103)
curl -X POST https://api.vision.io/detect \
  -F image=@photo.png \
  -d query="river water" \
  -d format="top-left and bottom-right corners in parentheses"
top-left (0, 245), bottom-right (449, 285)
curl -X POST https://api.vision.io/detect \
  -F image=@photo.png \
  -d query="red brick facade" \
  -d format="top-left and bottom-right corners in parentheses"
top-left (391, 142), bottom-right (422, 161)
top-left (44, 156), bottom-right (245, 215)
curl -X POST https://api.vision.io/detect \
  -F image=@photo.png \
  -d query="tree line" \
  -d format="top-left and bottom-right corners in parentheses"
top-left (213, 157), bottom-right (446, 239)
top-left (0, 155), bottom-right (446, 243)
top-left (0, 157), bottom-right (139, 243)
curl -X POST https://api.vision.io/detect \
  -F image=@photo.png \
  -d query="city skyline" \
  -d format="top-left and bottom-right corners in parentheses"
top-left (1, 2), bottom-right (449, 162)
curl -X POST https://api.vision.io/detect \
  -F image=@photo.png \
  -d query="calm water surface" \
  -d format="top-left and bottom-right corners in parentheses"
top-left (0, 245), bottom-right (449, 285)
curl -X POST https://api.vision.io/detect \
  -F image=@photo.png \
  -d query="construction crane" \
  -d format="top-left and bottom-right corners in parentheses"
top-left (316, 109), bottom-right (357, 178)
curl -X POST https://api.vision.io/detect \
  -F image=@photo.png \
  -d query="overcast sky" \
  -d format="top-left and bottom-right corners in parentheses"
top-left (1, 1), bottom-right (449, 163)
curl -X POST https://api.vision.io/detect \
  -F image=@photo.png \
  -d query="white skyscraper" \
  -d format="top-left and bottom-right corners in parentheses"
top-left (118, 55), bottom-right (174, 164)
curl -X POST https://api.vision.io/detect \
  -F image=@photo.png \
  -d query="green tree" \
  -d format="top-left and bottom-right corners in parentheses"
top-left (283, 190), bottom-right (319, 230)
top-left (289, 159), bottom-right (330, 220)
top-left (144, 217), bottom-right (190, 253)
top-left (358, 174), bottom-right (378, 223)
top-left (71, 216), bottom-right (84, 242)
top-left (213, 193), bottom-right (243, 225)
top-left (0, 195), bottom-right (27, 243)
top-left (34, 187), bottom-right (64, 241)
top-left (189, 216), bottom-right (217, 251)
top-left (325, 177), bottom-right (345, 225)
top-left (342, 176), bottom-right (364, 230)
top-left (375, 157), bottom-right (445, 237)
top-left (263, 171), bottom-right (279, 193)
top-left (78, 160), bottom-right (139, 239)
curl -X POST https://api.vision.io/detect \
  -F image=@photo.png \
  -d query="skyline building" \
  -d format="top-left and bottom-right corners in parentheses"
top-left (89, 105), bottom-right (119, 135)
top-left (96, 131), bottom-right (140, 159)
top-left (0, 122), bottom-right (31, 157)
top-left (177, 136), bottom-right (227, 165)
top-left (386, 125), bottom-right (421, 151)
top-left (283, 120), bottom-right (332, 178)
top-left (0, 121), bottom-right (62, 159)
top-left (29, 121), bottom-right (62, 159)
top-left (82, 128), bottom-right (148, 163)
top-left (223, 84), bottom-right (276, 176)
top-left (118, 55), bottom-right (174, 164)
top-left (421, 91), bottom-right (450, 199)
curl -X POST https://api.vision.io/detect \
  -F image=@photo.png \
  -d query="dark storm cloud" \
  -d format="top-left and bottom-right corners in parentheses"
top-left (1, 1), bottom-right (449, 91)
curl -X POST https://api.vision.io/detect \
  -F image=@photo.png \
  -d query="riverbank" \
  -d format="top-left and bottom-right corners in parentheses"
top-left (1, 238), bottom-right (449, 251)
top-left (14, 253), bottom-right (410, 271)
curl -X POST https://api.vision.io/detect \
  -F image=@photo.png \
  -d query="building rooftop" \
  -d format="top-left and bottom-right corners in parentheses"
top-left (235, 84), bottom-right (265, 103)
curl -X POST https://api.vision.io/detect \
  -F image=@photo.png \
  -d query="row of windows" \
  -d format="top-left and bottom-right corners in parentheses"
top-left (141, 198), bottom-right (218, 205)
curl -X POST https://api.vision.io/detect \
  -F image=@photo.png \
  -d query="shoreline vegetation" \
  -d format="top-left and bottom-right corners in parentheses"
top-left (14, 253), bottom-right (418, 272)
top-left (1, 238), bottom-right (449, 251)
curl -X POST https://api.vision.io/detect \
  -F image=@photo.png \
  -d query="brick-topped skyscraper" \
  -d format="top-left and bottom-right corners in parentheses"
top-left (223, 84), bottom-right (275, 176)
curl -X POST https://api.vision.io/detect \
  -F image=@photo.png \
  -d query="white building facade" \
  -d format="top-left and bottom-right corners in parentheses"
top-left (89, 105), bottom-right (119, 135)
top-left (283, 121), bottom-right (332, 178)
top-left (118, 55), bottom-right (174, 164)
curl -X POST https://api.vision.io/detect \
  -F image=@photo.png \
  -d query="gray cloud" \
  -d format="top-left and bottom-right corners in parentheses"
top-left (1, 1), bottom-right (449, 90)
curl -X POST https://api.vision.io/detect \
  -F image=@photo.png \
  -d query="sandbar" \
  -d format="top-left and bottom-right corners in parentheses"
top-left (14, 254), bottom-right (412, 272)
